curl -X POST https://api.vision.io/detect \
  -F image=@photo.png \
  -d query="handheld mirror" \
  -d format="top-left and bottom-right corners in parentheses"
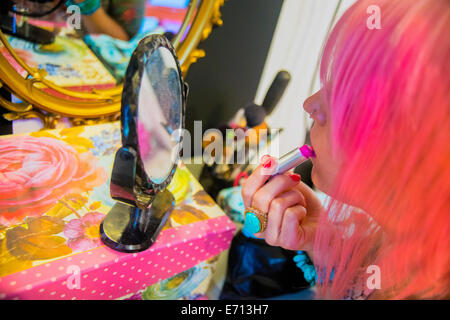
top-left (100, 35), bottom-right (187, 253)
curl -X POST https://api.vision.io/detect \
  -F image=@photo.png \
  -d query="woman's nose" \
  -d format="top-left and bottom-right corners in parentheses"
top-left (303, 90), bottom-right (322, 115)
top-left (304, 90), bottom-right (327, 125)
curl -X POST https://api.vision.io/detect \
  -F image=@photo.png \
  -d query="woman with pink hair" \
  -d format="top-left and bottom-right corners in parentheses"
top-left (241, 0), bottom-right (449, 299)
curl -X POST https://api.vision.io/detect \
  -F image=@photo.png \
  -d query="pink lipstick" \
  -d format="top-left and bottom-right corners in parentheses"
top-left (271, 144), bottom-right (315, 176)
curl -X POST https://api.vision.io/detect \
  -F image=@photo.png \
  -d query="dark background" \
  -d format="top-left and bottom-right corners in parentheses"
top-left (184, 0), bottom-right (284, 134)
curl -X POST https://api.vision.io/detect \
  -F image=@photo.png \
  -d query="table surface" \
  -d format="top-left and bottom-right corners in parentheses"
top-left (0, 122), bottom-right (235, 292)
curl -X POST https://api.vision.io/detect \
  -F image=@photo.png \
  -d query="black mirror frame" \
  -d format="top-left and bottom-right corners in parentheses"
top-left (111, 34), bottom-right (188, 209)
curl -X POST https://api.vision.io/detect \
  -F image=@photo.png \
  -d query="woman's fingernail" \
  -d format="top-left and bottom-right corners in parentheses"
top-left (262, 158), bottom-right (273, 168)
top-left (289, 173), bottom-right (301, 182)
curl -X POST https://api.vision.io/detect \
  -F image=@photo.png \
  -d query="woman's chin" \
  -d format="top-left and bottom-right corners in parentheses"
top-left (311, 165), bottom-right (331, 195)
top-left (310, 166), bottom-right (322, 189)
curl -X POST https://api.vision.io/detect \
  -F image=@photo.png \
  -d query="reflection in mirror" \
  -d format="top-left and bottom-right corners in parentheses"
top-left (0, 0), bottom-right (223, 131)
top-left (137, 47), bottom-right (182, 184)
top-left (0, 0), bottom-right (197, 88)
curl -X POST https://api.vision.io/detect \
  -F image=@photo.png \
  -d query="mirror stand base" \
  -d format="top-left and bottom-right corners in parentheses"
top-left (99, 190), bottom-right (175, 253)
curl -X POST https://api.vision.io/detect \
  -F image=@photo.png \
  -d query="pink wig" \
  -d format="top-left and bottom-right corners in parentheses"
top-left (313, 0), bottom-right (450, 299)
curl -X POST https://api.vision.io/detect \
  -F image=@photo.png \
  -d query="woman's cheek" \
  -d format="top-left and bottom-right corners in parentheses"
top-left (309, 124), bottom-right (324, 185)
top-left (309, 122), bottom-right (335, 193)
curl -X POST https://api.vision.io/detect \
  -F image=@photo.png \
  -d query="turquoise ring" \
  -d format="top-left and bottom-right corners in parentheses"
top-left (243, 207), bottom-right (267, 234)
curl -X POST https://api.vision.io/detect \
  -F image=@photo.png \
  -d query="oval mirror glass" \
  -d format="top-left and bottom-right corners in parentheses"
top-left (137, 46), bottom-right (182, 184)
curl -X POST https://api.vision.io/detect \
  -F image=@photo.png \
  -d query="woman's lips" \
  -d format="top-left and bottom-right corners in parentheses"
top-left (309, 145), bottom-right (316, 161)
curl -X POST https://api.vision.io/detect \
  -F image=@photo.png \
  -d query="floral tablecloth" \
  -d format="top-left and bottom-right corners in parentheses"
top-left (0, 121), bottom-right (235, 300)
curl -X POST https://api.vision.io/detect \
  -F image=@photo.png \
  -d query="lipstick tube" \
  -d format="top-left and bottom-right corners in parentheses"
top-left (272, 144), bottom-right (315, 176)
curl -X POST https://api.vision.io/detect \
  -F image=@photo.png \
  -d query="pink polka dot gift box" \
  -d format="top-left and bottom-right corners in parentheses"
top-left (0, 122), bottom-right (236, 300)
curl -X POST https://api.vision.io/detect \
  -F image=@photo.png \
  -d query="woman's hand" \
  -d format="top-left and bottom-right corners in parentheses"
top-left (241, 155), bottom-right (323, 252)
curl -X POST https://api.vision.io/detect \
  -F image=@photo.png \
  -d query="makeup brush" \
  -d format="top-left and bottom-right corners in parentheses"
top-left (261, 70), bottom-right (291, 116)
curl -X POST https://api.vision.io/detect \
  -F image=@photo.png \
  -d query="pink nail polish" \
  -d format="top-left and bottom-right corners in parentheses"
top-left (289, 174), bottom-right (301, 182)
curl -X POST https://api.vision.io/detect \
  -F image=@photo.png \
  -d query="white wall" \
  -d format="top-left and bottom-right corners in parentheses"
top-left (254, 0), bottom-right (355, 155)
